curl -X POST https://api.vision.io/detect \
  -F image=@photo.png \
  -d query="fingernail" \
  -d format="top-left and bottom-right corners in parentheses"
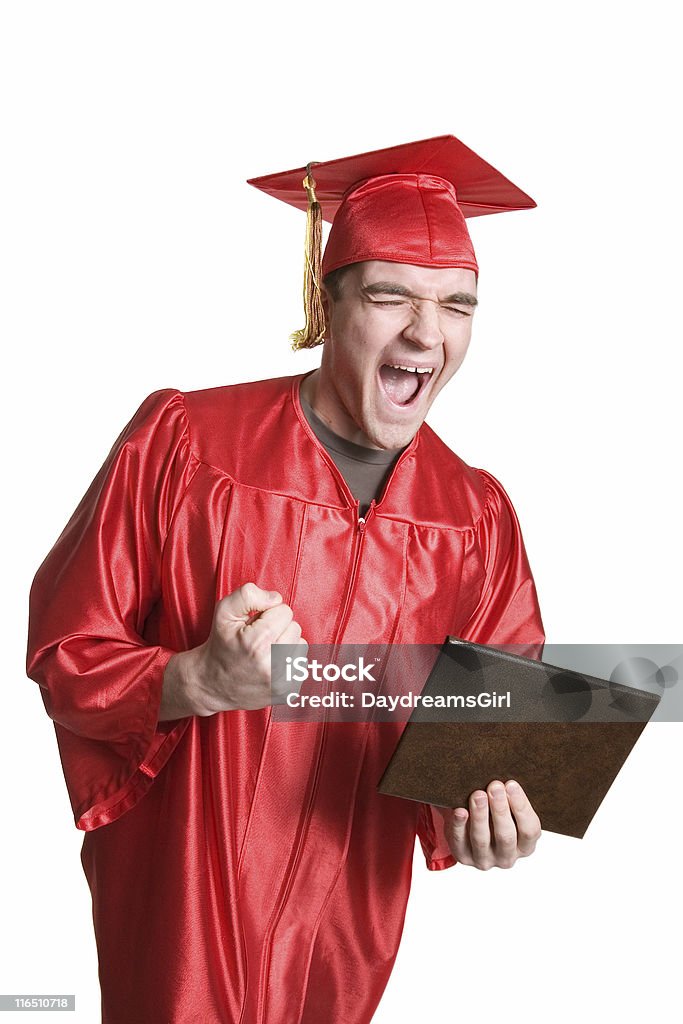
top-left (490, 782), bottom-right (504, 797)
top-left (506, 780), bottom-right (520, 793)
top-left (474, 794), bottom-right (487, 808)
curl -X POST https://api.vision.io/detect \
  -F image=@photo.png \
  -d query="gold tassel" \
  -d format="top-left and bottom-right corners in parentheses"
top-left (290, 164), bottom-right (326, 351)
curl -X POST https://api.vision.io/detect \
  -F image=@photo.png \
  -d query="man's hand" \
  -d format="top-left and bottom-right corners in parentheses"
top-left (438, 780), bottom-right (541, 870)
top-left (159, 583), bottom-right (307, 720)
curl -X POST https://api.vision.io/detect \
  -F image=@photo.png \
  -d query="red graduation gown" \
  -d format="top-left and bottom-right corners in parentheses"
top-left (27, 374), bottom-right (544, 1024)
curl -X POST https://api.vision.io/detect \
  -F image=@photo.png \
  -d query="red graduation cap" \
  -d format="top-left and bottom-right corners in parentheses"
top-left (248, 135), bottom-right (536, 349)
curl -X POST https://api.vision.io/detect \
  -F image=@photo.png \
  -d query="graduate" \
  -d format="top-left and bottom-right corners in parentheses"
top-left (27, 135), bottom-right (545, 1024)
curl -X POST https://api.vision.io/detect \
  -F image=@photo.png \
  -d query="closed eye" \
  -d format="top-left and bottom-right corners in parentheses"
top-left (365, 295), bottom-right (474, 315)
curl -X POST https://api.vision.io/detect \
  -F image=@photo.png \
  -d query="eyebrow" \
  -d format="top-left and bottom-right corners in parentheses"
top-left (361, 281), bottom-right (478, 307)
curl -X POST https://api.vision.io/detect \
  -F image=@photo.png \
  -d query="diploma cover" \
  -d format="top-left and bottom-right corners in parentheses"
top-left (377, 638), bottom-right (661, 838)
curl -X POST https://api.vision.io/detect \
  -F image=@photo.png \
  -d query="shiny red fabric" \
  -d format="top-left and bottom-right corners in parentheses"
top-left (247, 134), bottom-right (537, 223)
top-left (27, 375), bottom-right (544, 1024)
top-left (321, 173), bottom-right (478, 277)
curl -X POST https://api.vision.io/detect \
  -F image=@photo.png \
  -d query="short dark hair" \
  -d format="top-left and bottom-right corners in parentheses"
top-left (322, 265), bottom-right (353, 301)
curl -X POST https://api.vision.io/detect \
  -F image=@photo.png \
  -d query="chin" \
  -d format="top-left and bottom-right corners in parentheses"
top-left (366, 420), bottom-right (418, 451)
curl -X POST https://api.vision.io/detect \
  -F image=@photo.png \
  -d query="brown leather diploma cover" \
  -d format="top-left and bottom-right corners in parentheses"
top-left (378, 638), bottom-right (661, 838)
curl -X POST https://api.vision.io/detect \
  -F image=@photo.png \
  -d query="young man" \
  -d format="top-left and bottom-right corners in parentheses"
top-left (27, 136), bottom-right (544, 1024)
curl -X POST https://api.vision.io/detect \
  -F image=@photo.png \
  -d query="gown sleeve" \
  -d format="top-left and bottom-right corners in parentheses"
top-left (26, 389), bottom-right (199, 832)
top-left (460, 468), bottom-right (545, 654)
top-left (417, 468), bottom-right (546, 870)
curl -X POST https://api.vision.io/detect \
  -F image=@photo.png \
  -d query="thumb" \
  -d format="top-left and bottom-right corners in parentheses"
top-left (216, 582), bottom-right (283, 624)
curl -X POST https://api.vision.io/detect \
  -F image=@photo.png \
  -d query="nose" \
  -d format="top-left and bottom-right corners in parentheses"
top-left (401, 300), bottom-right (444, 350)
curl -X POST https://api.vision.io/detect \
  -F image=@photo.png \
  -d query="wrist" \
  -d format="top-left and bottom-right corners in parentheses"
top-left (160, 645), bottom-right (212, 721)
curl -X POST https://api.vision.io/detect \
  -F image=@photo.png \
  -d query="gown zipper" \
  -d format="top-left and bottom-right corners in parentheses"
top-left (255, 378), bottom-right (419, 1021)
top-left (335, 499), bottom-right (374, 642)
top-left (258, 503), bottom-right (376, 1022)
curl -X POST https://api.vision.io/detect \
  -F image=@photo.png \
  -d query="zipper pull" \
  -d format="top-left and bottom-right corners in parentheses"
top-left (357, 498), bottom-right (375, 533)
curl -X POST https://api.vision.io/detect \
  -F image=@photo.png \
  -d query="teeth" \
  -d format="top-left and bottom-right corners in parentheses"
top-left (388, 365), bottom-right (433, 374)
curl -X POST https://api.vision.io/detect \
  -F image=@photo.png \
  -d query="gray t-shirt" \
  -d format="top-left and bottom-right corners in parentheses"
top-left (300, 396), bottom-right (406, 517)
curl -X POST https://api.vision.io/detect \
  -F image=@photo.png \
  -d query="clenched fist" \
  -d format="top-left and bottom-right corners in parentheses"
top-left (159, 583), bottom-right (307, 721)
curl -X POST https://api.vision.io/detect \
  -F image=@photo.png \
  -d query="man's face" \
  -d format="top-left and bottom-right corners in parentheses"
top-left (314, 260), bottom-right (478, 450)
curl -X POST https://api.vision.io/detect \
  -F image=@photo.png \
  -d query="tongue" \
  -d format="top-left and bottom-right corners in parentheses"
top-left (379, 365), bottom-right (420, 405)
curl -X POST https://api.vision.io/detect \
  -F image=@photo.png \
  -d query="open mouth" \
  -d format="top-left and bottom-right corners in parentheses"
top-left (378, 364), bottom-right (434, 407)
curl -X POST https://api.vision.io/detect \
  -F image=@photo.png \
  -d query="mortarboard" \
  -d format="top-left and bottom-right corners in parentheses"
top-left (248, 135), bottom-right (536, 350)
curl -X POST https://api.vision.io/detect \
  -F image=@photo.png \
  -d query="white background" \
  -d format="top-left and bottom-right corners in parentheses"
top-left (1, 2), bottom-right (681, 1021)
